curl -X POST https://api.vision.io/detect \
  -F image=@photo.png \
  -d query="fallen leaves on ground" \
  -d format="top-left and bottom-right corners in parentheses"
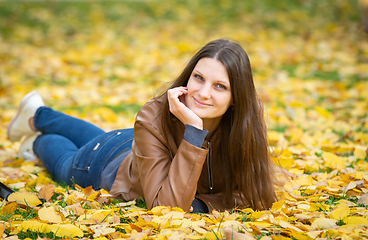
top-left (1, 1), bottom-right (367, 239)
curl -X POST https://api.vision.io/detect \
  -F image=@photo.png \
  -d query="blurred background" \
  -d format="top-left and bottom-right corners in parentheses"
top-left (0, 0), bottom-right (366, 132)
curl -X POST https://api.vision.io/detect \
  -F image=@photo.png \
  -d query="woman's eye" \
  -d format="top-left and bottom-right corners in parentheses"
top-left (215, 84), bottom-right (227, 90)
top-left (194, 74), bottom-right (204, 81)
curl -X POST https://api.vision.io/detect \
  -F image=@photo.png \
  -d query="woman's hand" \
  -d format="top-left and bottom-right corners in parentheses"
top-left (167, 86), bottom-right (203, 129)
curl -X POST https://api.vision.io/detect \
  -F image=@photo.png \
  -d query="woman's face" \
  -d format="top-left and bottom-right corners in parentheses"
top-left (185, 58), bottom-right (232, 127)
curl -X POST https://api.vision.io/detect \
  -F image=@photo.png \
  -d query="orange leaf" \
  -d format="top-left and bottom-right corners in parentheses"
top-left (38, 184), bottom-right (55, 202)
top-left (0, 201), bottom-right (18, 215)
top-left (83, 186), bottom-right (96, 197)
top-left (0, 223), bottom-right (5, 236)
top-left (129, 222), bottom-right (142, 232)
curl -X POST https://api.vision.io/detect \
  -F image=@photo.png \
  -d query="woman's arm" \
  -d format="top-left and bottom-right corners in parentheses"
top-left (167, 86), bottom-right (203, 129)
top-left (133, 119), bottom-right (209, 211)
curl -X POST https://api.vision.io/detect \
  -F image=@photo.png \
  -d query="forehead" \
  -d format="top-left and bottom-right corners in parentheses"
top-left (194, 58), bottom-right (230, 83)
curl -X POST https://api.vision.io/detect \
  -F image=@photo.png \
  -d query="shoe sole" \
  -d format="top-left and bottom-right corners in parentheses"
top-left (7, 91), bottom-right (38, 142)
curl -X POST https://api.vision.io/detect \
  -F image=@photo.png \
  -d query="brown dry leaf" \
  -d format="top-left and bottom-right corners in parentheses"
top-left (89, 224), bottom-right (116, 238)
top-left (65, 203), bottom-right (86, 216)
top-left (113, 212), bottom-right (120, 224)
top-left (7, 191), bottom-right (42, 207)
top-left (38, 184), bottom-right (55, 202)
top-left (357, 192), bottom-right (368, 204)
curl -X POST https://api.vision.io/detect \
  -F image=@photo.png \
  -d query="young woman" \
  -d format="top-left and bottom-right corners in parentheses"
top-left (8, 39), bottom-right (277, 213)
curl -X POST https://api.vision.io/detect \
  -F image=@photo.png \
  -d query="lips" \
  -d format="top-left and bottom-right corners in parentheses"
top-left (193, 97), bottom-right (212, 107)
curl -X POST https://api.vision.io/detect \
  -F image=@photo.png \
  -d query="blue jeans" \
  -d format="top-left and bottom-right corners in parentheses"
top-left (33, 107), bottom-right (134, 190)
top-left (33, 107), bottom-right (208, 212)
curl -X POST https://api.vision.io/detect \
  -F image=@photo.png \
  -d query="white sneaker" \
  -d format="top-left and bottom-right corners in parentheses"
top-left (7, 91), bottom-right (45, 142)
top-left (18, 134), bottom-right (39, 161)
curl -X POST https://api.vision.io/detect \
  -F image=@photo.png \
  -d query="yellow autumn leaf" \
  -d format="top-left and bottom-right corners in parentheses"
top-left (87, 190), bottom-right (101, 201)
top-left (278, 220), bottom-right (303, 232)
top-left (354, 145), bottom-right (367, 160)
top-left (88, 209), bottom-right (114, 223)
top-left (323, 152), bottom-right (346, 170)
top-left (1, 2), bottom-right (368, 240)
top-left (49, 224), bottom-right (84, 238)
top-left (8, 191), bottom-right (42, 207)
top-left (290, 231), bottom-right (313, 240)
top-left (311, 216), bottom-right (336, 230)
top-left (345, 216), bottom-right (368, 226)
top-left (92, 107), bottom-right (117, 122)
top-left (38, 206), bottom-right (63, 223)
top-left (271, 200), bottom-right (285, 213)
top-left (274, 156), bottom-right (294, 170)
top-left (20, 164), bottom-right (44, 174)
top-left (27, 174), bottom-right (53, 186)
top-left (315, 106), bottom-right (330, 118)
top-left (329, 204), bottom-right (349, 221)
top-left (17, 220), bottom-right (50, 233)
top-left (151, 206), bottom-right (168, 215)
top-left (288, 127), bottom-right (304, 145)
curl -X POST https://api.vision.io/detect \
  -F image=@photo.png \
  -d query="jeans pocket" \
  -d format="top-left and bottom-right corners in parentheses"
top-left (72, 131), bottom-right (120, 171)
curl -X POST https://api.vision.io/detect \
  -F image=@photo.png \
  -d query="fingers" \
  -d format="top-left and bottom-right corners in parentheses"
top-left (167, 87), bottom-right (188, 103)
top-left (167, 87), bottom-right (203, 129)
top-left (167, 87), bottom-right (188, 112)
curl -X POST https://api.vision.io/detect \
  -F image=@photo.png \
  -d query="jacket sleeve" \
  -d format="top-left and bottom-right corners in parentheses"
top-left (133, 120), bottom-right (209, 212)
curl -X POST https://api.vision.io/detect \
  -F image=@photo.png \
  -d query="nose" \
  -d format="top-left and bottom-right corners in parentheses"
top-left (197, 84), bottom-right (211, 99)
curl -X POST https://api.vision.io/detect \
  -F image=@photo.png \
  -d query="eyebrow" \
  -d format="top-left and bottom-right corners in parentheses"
top-left (193, 69), bottom-right (230, 86)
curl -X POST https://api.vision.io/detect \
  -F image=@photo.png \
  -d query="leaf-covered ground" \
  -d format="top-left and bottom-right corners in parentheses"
top-left (0, 1), bottom-right (367, 239)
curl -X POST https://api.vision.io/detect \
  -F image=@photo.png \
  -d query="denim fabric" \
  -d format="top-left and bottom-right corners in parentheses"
top-left (33, 107), bottom-right (134, 190)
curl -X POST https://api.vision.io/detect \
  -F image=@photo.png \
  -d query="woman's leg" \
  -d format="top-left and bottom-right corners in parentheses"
top-left (33, 134), bottom-right (76, 185)
top-left (34, 128), bottom-right (134, 189)
top-left (34, 107), bottom-right (105, 148)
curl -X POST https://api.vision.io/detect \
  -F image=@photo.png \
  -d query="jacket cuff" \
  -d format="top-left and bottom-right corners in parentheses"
top-left (184, 124), bottom-right (209, 148)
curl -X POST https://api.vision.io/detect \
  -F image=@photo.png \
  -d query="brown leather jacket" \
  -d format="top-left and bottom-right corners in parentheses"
top-left (110, 95), bottom-right (244, 212)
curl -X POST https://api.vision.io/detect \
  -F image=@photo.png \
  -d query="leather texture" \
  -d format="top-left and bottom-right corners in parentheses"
top-left (109, 95), bottom-right (245, 212)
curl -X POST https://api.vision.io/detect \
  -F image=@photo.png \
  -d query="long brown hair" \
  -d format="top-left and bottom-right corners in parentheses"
top-left (160, 38), bottom-right (276, 210)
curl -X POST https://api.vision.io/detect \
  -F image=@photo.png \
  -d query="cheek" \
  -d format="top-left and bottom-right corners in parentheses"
top-left (216, 94), bottom-right (232, 109)
top-left (186, 79), bottom-right (198, 95)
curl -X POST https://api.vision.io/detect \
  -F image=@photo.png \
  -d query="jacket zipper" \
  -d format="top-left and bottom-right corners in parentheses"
top-left (207, 142), bottom-right (214, 194)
